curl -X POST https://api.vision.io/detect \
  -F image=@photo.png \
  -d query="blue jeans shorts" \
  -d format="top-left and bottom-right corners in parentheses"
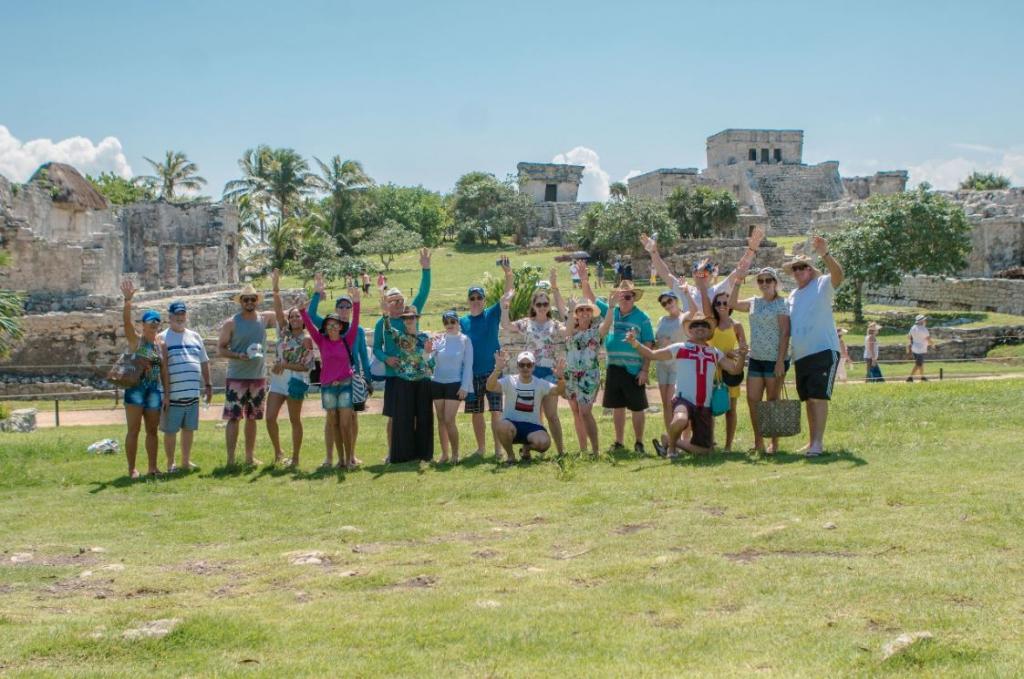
top-left (511, 421), bottom-right (546, 444)
top-left (124, 380), bottom-right (163, 411)
top-left (161, 402), bottom-right (200, 433)
top-left (321, 381), bottom-right (353, 410)
top-left (747, 358), bottom-right (790, 379)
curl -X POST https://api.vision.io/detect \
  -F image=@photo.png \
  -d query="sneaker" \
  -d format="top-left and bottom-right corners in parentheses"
top-left (905, 376), bottom-right (914, 383)
top-left (652, 438), bottom-right (668, 458)
top-left (634, 441), bottom-right (646, 456)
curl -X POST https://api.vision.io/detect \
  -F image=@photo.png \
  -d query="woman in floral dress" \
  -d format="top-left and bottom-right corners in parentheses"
top-left (561, 293), bottom-right (617, 454)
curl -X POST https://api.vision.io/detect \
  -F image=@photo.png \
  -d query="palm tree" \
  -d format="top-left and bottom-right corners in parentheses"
top-left (609, 181), bottom-right (628, 202)
top-left (311, 155), bottom-right (374, 250)
top-left (139, 150), bottom-right (207, 200)
top-left (223, 146), bottom-right (273, 242)
top-left (263, 148), bottom-right (316, 228)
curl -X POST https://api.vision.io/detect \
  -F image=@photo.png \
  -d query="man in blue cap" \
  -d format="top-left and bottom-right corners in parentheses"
top-left (158, 300), bottom-right (211, 471)
top-left (460, 256), bottom-right (514, 459)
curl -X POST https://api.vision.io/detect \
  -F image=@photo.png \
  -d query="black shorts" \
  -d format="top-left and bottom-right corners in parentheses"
top-left (431, 381), bottom-right (462, 400)
top-left (602, 364), bottom-right (648, 412)
top-left (464, 374), bottom-right (502, 414)
top-left (913, 352), bottom-right (926, 367)
top-left (382, 376), bottom-right (399, 417)
top-left (794, 350), bottom-right (839, 402)
top-left (672, 396), bottom-right (714, 449)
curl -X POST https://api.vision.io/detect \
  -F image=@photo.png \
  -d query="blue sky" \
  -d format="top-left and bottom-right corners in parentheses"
top-left (2, 0), bottom-right (1022, 197)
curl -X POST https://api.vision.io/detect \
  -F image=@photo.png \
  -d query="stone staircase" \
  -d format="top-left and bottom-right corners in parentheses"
top-left (755, 163), bottom-right (843, 234)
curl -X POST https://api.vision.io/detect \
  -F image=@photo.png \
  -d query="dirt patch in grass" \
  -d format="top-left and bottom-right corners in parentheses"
top-left (39, 577), bottom-right (115, 599)
top-left (472, 549), bottom-right (499, 559)
top-left (613, 522), bottom-right (653, 535)
top-left (700, 506), bottom-right (727, 517)
top-left (387, 575), bottom-right (437, 590)
top-left (570, 577), bottom-right (603, 588)
top-left (125, 586), bottom-right (171, 599)
top-left (180, 560), bottom-right (233, 576)
top-left (425, 531), bottom-right (488, 544)
top-left (723, 548), bottom-right (857, 563)
top-left (351, 543), bottom-right (388, 555)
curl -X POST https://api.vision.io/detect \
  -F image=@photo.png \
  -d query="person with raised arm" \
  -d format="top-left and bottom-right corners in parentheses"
top-left (487, 350), bottom-right (567, 464)
top-left (266, 269), bottom-right (315, 467)
top-left (500, 269), bottom-right (566, 456)
top-left (119, 278), bottom-right (169, 477)
top-left (460, 256), bottom-right (514, 460)
top-left (301, 278), bottom-right (362, 469)
top-left (728, 266), bottom-right (790, 454)
top-left (561, 293), bottom-right (617, 455)
top-left (381, 304), bottom-right (435, 463)
top-left (218, 282), bottom-right (277, 466)
top-left (626, 313), bottom-right (747, 457)
top-left (782, 235), bottom-right (844, 457)
top-left (306, 272), bottom-right (372, 466)
top-left (374, 248), bottom-right (431, 452)
top-left (708, 288), bottom-right (748, 451)
top-left (430, 310), bottom-right (474, 464)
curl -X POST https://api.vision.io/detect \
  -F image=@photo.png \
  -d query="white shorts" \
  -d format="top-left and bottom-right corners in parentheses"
top-left (269, 369), bottom-right (309, 397)
top-left (655, 360), bottom-right (677, 387)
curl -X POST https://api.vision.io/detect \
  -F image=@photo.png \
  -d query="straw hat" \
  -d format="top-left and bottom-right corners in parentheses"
top-left (867, 321), bottom-right (882, 332)
top-left (611, 279), bottom-right (644, 301)
top-left (572, 299), bottom-right (600, 315)
top-left (781, 254), bottom-right (820, 275)
top-left (683, 312), bottom-right (717, 333)
top-left (233, 284), bottom-right (263, 304)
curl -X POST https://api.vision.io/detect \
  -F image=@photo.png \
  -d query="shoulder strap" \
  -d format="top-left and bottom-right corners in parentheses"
top-left (340, 336), bottom-right (355, 364)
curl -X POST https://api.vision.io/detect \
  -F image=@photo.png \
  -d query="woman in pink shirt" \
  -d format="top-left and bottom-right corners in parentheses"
top-left (301, 277), bottom-right (362, 469)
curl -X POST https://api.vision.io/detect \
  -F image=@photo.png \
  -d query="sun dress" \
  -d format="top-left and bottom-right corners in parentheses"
top-left (565, 325), bottom-right (602, 405)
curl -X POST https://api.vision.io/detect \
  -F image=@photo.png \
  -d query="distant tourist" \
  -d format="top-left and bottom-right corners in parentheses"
top-left (158, 298), bottom-right (212, 472)
top-left (783, 236), bottom-right (845, 457)
top-left (217, 283), bottom-right (278, 466)
top-left (361, 271), bottom-right (371, 295)
top-left (561, 294), bottom-right (615, 455)
top-left (381, 304), bottom-right (435, 463)
top-left (500, 271), bottom-right (566, 456)
top-left (595, 260), bottom-right (605, 288)
top-left (119, 278), bottom-right (169, 478)
top-left (906, 314), bottom-right (934, 382)
top-left (621, 260), bottom-right (634, 282)
top-left (836, 328), bottom-right (853, 383)
top-left (460, 260), bottom-right (514, 461)
top-left (865, 322), bottom-right (884, 382)
top-left (708, 290), bottom-right (748, 452)
top-left (487, 350), bottom-right (566, 463)
top-left (300, 278), bottom-right (362, 469)
top-left (728, 266), bottom-right (790, 454)
top-left (569, 261), bottom-right (582, 289)
top-left (377, 272), bottom-right (387, 292)
top-left (430, 310), bottom-right (474, 464)
top-left (266, 269), bottom-right (314, 467)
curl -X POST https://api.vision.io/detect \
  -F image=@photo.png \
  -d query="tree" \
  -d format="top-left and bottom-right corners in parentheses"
top-left (665, 185), bottom-right (738, 238)
top-left (0, 252), bottom-right (24, 358)
top-left (354, 221), bottom-right (423, 271)
top-left (451, 172), bottom-right (532, 245)
top-left (223, 146), bottom-right (315, 234)
top-left (609, 181), bottom-right (628, 202)
top-left (223, 146), bottom-right (274, 242)
top-left (87, 172), bottom-right (154, 205)
top-left (310, 155), bottom-right (374, 249)
top-left (829, 186), bottom-right (972, 322)
top-left (959, 171), bottom-right (1012, 190)
top-left (138, 151), bottom-right (207, 200)
top-left (354, 184), bottom-right (449, 247)
top-left (573, 198), bottom-right (676, 259)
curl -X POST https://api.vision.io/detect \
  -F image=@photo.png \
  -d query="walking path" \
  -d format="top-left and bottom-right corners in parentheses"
top-left (29, 372), bottom-right (1024, 429)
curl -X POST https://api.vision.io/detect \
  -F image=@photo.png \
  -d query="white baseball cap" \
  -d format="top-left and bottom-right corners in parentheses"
top-left (516, 351), bottom-right (536, 364)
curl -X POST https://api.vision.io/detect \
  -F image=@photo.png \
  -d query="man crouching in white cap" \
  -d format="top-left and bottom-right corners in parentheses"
top-left (486, 349), bottom-right (566, 464)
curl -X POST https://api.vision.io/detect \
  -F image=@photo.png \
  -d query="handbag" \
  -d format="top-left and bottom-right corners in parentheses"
top-left (341, 337), bottom-right (368, 406)
top-left (756, 383), bottom-right (802, 437)
top-left (107, 352), bottom-right (150, 388)
top-left (722, 368), bottom-right (744, 387)
top-left (711, 380), bottom-right (730, 416)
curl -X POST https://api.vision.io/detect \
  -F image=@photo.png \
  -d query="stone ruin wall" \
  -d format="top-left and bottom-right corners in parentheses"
top-left (866, 275), bottom-right (1024, 316)
top-left (841, 171), bottom-right (908, 199)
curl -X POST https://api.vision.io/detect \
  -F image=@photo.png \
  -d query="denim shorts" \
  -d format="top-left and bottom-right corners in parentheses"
top-left (161, 402), bottom-right (200, 433)
top-left (747, 358), bottom-right (790, 378)
top-left (321, 381), bottom-right (353, 410)
top-left (124, 380), bottom-right (163, 411)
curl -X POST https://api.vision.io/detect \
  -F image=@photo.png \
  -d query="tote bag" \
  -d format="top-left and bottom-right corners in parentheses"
top-left (756, 383), bottom-right (802, 437)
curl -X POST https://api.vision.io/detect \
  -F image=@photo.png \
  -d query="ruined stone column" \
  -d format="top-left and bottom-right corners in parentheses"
top-left (178, 246), bottom-right (195, 287)
top-left (198, 246), bottom-right (221, 285)
top-left (143, 245), bottom-right (161, 290)
top-left (160, 244), bottom-right (179, 288)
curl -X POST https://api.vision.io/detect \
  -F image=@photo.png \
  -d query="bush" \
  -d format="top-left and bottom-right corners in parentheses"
top-left (457, 227), bottom-right (478, 245)
top-left (0, 402), bottom-right (9, 421)
top-left (482, 263), bottom-right (544, 320)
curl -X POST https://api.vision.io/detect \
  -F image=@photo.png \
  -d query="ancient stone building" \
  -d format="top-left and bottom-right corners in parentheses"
top-left (517, 162), bottom-right (596, 244)
top-left (0, 162), bottom-right (239, 311)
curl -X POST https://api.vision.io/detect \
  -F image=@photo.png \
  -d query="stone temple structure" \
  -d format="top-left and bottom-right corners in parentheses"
top-left (628, 129), bottom-right (908, 235)
top-left (517, 162), bottom-right (597, 245)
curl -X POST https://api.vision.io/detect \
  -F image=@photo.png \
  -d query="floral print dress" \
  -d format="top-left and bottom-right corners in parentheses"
top-left (512, 317), bottom-right (564, 371)
top-left (565, 325), bottom-right (602, 405)
top-left (383, 318), bottom-right (434, 381)
top-left (276, 325), bottom-right (314, 384)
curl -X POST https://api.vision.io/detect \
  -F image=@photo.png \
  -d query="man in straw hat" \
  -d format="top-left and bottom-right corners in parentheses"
top-left (626, 311), bottom-right (746, 456)
top-left (782, 235), bottom-right (844, 457)
top-left (906, 314), bottom-right (934, 382)
top-left (374, 248), bottom-right (432, 453)
top-left (217, 283), bottom-right (278, 466)
top-left (581, 270), bottom-right (655, 455)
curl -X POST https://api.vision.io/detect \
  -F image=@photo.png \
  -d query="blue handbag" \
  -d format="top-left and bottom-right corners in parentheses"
top-left (711, 380), bottom-right (730, 416)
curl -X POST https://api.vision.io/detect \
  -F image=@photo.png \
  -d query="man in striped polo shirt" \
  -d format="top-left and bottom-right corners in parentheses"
top-left (158, 300), bottom-right (212, 471)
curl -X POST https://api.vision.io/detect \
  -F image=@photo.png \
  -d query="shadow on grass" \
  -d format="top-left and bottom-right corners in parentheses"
top-left (88, 466), bottom-right (201, 493)
top-left (367, 460), bottom-right (429, 479)
top-left (204, 463), bottom-right (262, 479)
top-left (752, 447), bottom-right (867, 467)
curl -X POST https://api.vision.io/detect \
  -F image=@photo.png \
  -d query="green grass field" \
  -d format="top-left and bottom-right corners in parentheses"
top-left (2, 378), bottom-right (1024, 676)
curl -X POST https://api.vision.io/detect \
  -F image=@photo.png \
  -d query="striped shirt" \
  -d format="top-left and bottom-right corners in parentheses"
top-left (158, 328), bottom-right (209, 405)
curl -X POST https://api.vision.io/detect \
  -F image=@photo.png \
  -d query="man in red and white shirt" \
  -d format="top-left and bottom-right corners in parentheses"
top-left (627, 313), bottom-right (746, 456)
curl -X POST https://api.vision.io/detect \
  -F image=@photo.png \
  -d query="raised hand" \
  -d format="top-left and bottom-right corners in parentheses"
top-left (499, 255), bottom-right (512, 273)
top-left (271, 268), bottom-right (281, 291)
top-left (419, 248), bottom-right (431, 269)
top-left (495, 349), bottom-right (510, 369)
top-left (575, 259), bottom-right (589, 282)
top-left (640, 232), bottom-right (657, 254)
top-left (554, 356), bottom-right (567, 376)
top-left (348, 285), bottom-right (361, 303)
top-left (811, 235), bottom-right (829, 256)
top-left (120, 277), bottom-right (136, 300)
top-left (549, 268), bottom-right (558, 288)
top-left (314, 271), bottom-right (326, 296)
top-left (609, 289), bottom-right (622, 306)
top-left (748, 226), bottom-right (765, 251)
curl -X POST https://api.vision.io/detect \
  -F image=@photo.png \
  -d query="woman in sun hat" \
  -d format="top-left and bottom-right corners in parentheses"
top-left (560, 294), bottom-right (616, 455)
top-left (118, 277), bottom-right (169, 478)
top-left (429, 309), bottom-right (474, 464)
top-left (835, 328), bottom-right (853, 383)
top-left (729, 265), bottom-right (790, 454)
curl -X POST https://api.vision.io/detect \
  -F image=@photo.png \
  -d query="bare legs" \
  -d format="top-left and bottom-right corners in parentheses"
top-left (163, 429), bottom-right (195, 471)
top-left (724, 397), bottom-right (738, 451)
top-left (568, 398), bottom-right (599, 454)
top-left (124, 405), bottom-right (160, 477)
top-left (265, 392), bottom-right (287, 464)
top-left (747, 375), bottom-right (783, 454)
top-left (658, 383), bottom-right (674, 433)
top-left (338, 408), bottom-right (355, 468)
top-left (805, 398), bottom-right (829, 455)
top-left (226, 418), bottom-right (259, 466)
top-left (435, 399), bottom-right (461, 463)
top-left (664, 406), bottom-right (710, 456)
top-left (495, 419), bottom-right (551, 463)
top-left (541, 394), bottom-right (565, 455)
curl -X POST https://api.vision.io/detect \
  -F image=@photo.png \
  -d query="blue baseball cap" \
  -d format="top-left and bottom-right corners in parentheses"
top-left (442, 309), bottom-right (459, 322)
top-left (168, 300), bottom-right (187, 314)
top-left (141, 310), bottom-right (161, 323)
top-left (657, 289), bottom-right (679, 302)
top-left (467, 286), bottom-right (485, 298)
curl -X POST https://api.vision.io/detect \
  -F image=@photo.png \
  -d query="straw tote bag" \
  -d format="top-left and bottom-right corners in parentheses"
top-left (756, 383), bottom-right (802, 437)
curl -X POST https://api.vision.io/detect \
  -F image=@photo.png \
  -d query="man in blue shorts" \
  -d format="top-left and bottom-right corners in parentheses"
top-left (487, 350), bottom-right (566, 464)
top-left (158, 300), bottom-right (212, 471)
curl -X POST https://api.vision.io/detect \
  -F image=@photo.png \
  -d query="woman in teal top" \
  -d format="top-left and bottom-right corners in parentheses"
top-left (119, 278), bottom-right (170, 479)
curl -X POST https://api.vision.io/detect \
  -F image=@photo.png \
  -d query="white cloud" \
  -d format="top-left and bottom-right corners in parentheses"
top-left (622, 169), bottom-right (644, 184)
top-left (552, 146), bottom-right (610, 202)
top-left (950, 142), bottom-right (999, 154)
top-left (907, 146), bottom-right (1024, 189)
top-left (0, 125), bottom-right (133, 183)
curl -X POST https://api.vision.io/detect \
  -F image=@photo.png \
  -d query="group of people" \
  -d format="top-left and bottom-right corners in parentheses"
top-left (115, 232), bottom-right (856, 477)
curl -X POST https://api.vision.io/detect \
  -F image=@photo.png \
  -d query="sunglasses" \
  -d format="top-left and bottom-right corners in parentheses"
top-left (336, 303), bottom-right (352, 310)
top-left (756, 277), bottom-right (776, 284)
top-left (690, 323), bottom-right (711, 331)
top-left (143, 319), bottom-right (161, 325)
top-left (621, 294), bottom-right (635, 301)
top-left (518, 362), bottom-right (534, 368)
top-left (534, 302), bottom-right (549, 307)
top-left (714, 300), bottom-right (730, 307)
top-left (443, 318), bottom-right (459, 325)
top-left (790, 264), bottom-right (810, 272)
top-left (659, 298), bottom-right (676, 307)
top-left (240, 296), bottom-right (258, 303)
top-left (468, 295), bottom-right (484, 302)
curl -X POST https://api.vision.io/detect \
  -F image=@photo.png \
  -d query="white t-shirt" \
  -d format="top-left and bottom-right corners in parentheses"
top-left (499, 375), bottom-right (554, 425)
top-left (666, 341), bottom-right (724, 408)
top-left (909, 324), bottom-right (930, 354)
top-left (569, 263), bottom-right (580, 281)
top-left (786, 275), bottom-right (840, 361)
top-left (158, 328), bottom-right (209, 405)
